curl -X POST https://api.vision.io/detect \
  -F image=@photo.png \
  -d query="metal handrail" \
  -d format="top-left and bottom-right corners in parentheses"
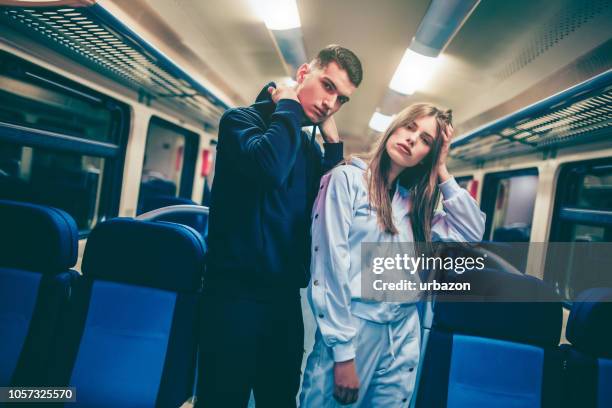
top-left (135, 205), bottom-right (209, 221)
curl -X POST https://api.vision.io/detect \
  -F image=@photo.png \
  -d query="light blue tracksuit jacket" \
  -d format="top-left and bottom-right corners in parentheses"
top-left (300, 157), bottom-right (485, 407)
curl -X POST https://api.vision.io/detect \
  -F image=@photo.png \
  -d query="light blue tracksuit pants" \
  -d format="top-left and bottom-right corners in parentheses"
top-left (300, 307), bottom-right (421, 407)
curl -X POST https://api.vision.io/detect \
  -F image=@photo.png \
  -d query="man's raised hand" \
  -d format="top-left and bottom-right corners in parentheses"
top-left (268, 84), bottom-right (299, 104)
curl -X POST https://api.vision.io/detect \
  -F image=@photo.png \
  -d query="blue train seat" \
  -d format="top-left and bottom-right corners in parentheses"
top-left (561, 288), bottom-right (612, 408)
top-left (415, 271), bottom-right (563, 408)
top-left (0, 199), bottom-right (79, 387)
top-left (49, 218), bottom-right (206, 407)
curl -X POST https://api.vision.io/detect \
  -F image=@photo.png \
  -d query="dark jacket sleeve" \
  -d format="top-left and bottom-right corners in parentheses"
top-left (321, 142), bottom-right (344, 174)
top-left (311, 135), bottom-right (344, 176)
top-left (220, 99), bottom-right (304, 188)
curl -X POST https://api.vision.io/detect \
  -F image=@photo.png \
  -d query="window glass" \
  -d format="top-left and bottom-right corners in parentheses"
top-left (0, 52), bottom-right (128, 234)
top-left (0, 51), bottom-right (120, 143)
top-left (0, 141), bottom-right (105, 231)
top-left (574, 167), bottom-right (612, 211)
top-left (547, 159), bottom-right (612, 301)
top-left (137, 117), bottom-right (198, 214)
top-left (456, 176), bottom-right (473, 190)
top-left (488, 174), bottom-right (538, 242)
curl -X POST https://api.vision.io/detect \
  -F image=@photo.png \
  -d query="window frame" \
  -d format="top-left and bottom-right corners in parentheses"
top-left (480, 168), bottom-right (539, 241)
top-left (0, 51), bottom-right (130, 236)
top-left (142, 116), bottom-right (199, 200)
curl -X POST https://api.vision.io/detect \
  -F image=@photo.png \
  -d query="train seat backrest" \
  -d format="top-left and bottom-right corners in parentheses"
top-left (492, 224), bottom-right (531, 242)
top-left (416, 272), bottom-right (563, 408)
top-left (0, 199), bottom-right (78, 386)
top-left (562, 288), bottom-right (612, 408)
top-left (138, 194), bottom-right (208, 237)
top-left (50, 218), bottom-right (206, 407)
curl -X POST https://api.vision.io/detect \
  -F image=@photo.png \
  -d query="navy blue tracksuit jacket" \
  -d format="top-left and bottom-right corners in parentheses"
top-left (205, 83), bottom-right (343, 296)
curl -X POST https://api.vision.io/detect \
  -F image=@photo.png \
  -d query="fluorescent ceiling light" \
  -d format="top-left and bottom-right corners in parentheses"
top-left (369, 111), bottom-right (394, 132)
top-left (389, 48), bottom-right (441, 95)
top-left (250, 0), bottom-right (302, 30)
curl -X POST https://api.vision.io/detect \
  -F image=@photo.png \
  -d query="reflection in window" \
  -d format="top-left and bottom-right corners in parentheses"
top-left (0, 142), bottom-right (104, 231)
top-left (0, 52), bottom-right (118, 143)
top-left (547, 159), bottom-right (612, 301)
top-left (490, 175), bottom-right (538, 242)
top-left (575, 169), bottom-right (612, 211)
top-left (137, 117), bottom-right (198, 214)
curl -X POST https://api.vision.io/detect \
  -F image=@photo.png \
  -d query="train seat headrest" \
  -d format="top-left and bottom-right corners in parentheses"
top-left (0, 199), bottom-right (78, 273)
top-left (566, 287), bottom-right (612, 358)
top-left (82, 218), bottom-right (205, 293)
top-left (434, 270), bottom-right (562, 347)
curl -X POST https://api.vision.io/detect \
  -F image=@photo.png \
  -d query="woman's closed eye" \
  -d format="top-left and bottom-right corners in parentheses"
top-left (420, 134), bottom-right (433, 146)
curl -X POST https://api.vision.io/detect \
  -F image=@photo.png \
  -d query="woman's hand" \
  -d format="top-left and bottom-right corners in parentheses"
top-left (333, 359), bottom-right (360, 405)
top-left (437, 123), bottom-right (453, 183)
top-left (320, 116), bottom-right (340, 143)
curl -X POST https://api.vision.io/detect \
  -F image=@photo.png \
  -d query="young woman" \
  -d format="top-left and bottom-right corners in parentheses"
top-left (299, 103), bottom-right (486, 407)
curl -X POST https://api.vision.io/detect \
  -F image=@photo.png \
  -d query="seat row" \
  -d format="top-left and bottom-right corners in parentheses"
top-left (0, 199), bottom-right (205, 407)
top-left (1, 199), bottom-right (610, 407)
top-left (414, 268), bottom-right (612, 408)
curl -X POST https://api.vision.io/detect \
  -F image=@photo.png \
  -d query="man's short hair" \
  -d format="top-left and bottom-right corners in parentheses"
top-left (313, 45), bottom-right (363, 87)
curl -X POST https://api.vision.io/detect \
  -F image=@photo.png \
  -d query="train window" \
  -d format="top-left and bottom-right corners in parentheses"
top-left (455, 175), bottom-right (472, 190)
top-left (481, 169), bottom-right (538, 243)
top-left (547, 159), bottom-right (612, 301)
top-left (0, 52), bottom-right (129, 235)
top-left (455, 175), bottom-right (478, 199)
top-left (0, 51), bottom-right (122, 144)
top-left (137, 117), bottom-right (199, 214)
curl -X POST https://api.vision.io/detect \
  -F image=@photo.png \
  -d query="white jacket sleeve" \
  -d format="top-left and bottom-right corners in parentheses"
top-left (432, 177), bottom-right (486, 242)
top-left (309, 168), bottom-right (357, 362)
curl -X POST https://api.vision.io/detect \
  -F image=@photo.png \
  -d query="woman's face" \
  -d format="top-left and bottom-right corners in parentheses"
top-left (385, 115), bottom-right (438, 170)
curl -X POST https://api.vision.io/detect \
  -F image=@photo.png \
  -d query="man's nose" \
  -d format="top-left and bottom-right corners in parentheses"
top-left (323, 94), bottom-right (337, 111)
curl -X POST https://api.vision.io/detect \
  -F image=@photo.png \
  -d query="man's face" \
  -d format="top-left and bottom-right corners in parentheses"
top-left (295, 61), bottom-right (356, 124)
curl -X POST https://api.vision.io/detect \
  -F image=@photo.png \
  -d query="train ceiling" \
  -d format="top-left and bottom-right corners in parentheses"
top-left (0, 0), bottom-right (611, 160)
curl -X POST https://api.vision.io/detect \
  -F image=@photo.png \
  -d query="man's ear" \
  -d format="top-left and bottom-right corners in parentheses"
top-left (296, 63), bottom-right (310, 84)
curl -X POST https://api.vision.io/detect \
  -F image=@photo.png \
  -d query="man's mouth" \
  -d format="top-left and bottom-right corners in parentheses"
top-left (313, 107), bottom-right (325, 119)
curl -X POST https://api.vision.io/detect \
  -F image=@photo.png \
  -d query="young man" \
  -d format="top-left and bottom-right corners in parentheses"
top-left (198, 45), bottom-right (363, 407)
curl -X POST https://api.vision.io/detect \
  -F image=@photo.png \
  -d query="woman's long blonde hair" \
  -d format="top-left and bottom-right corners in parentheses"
top-left (365, 103), bottom-right (452, 250)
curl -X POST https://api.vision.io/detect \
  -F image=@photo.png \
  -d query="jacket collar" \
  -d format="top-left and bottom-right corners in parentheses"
top-left (251, 81), bottom-right (278, 121)
top-left (251, 82), bottom-right (312, 127)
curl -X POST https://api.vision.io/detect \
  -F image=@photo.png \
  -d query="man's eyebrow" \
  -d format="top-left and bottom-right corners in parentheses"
top-left (323, 77), bottom-right (337, 90)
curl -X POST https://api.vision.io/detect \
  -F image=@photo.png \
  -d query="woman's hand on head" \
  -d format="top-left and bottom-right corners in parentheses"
top-left (437, 123), bottom-right (453, 183)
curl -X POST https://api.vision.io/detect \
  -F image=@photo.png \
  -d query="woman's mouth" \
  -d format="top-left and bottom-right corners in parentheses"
top-left (397, 143), bottom-right (411, 156)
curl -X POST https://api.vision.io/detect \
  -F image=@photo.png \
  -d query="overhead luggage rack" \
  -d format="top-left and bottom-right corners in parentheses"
top-left (450, 69), bottom-right (612, 164)
top-left (0, 1), bottom-right (230, 123)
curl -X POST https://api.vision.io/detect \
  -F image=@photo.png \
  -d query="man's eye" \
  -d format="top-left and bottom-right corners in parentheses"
top-left (324, 82), bottom-right (332, 90)
top-left (421, 135), bottom-right (432, 145)
top-left (407, 123), bottom-right (416, 131)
